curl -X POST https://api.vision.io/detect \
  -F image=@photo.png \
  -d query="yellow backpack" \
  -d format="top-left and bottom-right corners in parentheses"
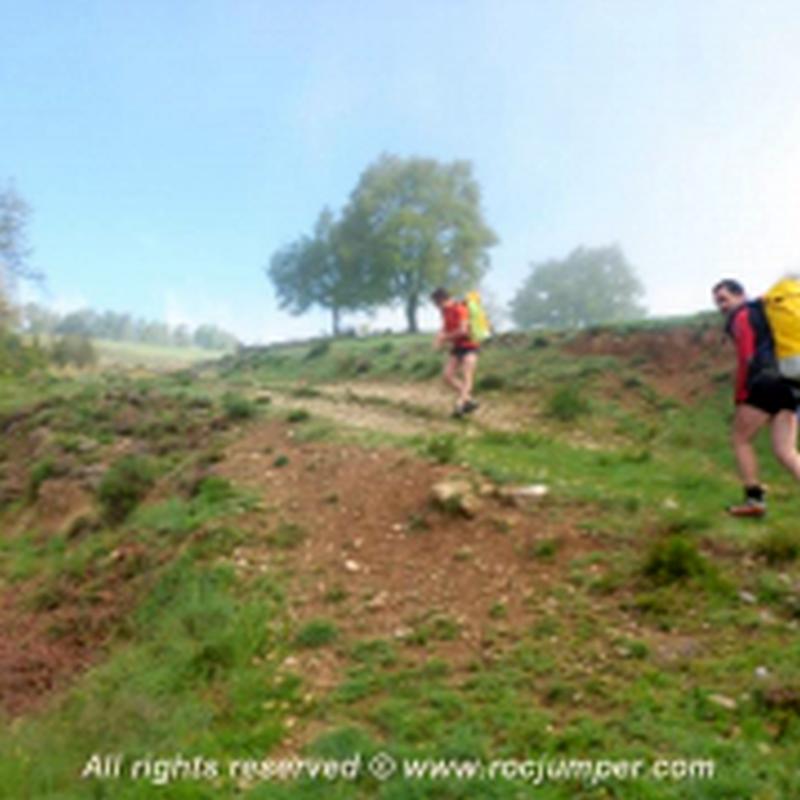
top-left (465, 291), bottom-right (491, 343)
top-left (763, 277), bottom-right (800, 380)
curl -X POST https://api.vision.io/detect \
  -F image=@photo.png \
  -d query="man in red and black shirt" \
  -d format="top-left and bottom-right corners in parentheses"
top-left (431, 287), bottom-right (480, 418)
top-left (713, 279), bottom-right (800, 517)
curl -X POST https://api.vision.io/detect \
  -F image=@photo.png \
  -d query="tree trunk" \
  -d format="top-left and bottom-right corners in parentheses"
top-left (331, 306), bottom-right (341, 336)
top-left (405, 294), bottom-right (419, 333)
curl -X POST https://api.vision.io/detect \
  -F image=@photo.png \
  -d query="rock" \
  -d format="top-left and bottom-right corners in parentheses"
top-left (755, 666), bottom-right (770, 680)
top-left (514, 483), bottom-right (550, 499)
top-left (496, 483), bottom-right (549, 507)
top-left (708, 693), bottom-right (737, 711)
top-left (366, 591), bottom-right (388, 611)
top-left (459, 493), bottom-right (482, 518)
top-left (432, 479), bottom-right (472, 503)
top-left (344, 559), bottom-right (361, 573)
top-left (431, 479), bottom-right (481, 518)
top-left (739, 590), bottom-right (757, 605)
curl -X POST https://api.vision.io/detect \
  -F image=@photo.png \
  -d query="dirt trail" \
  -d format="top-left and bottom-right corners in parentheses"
top-left (215, 420), bottom-right (612, 716)
top-left (261, 380), bottom-right (536, 437)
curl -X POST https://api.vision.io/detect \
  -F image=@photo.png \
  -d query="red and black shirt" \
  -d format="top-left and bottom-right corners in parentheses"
top-left (726, 300), bottom-right (775, 403)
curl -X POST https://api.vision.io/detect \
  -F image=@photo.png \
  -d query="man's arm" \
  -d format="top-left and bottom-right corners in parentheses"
top-left (731, 307), bottom-right (756, 403)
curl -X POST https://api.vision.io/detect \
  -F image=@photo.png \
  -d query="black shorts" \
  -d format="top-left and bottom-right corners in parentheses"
top-left (745, 373), bottom-right (800, 416)
top-left (451, 346), bottom-right (479, 361)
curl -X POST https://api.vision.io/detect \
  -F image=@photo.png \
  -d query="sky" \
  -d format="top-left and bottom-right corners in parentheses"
top-left (2, 0), bottom-right (800, 343)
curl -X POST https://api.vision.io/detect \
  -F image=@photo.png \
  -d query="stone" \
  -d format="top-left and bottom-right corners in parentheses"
top-left (431, 479), bottom-right (481, 518)
top-left (708, 693), bottom-right (737, 711)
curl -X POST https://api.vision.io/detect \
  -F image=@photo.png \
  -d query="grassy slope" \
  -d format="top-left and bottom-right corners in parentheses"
top-left (1, 319), bottom-right (799, 799)
top-left (92, 339), bottom-right (224, 369)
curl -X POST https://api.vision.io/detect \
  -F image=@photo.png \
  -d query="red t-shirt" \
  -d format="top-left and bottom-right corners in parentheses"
top-left (442, 301), bottom-right (477, 351)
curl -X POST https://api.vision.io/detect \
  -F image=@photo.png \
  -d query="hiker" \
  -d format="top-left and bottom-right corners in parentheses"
top-left (713, 278), bottom-right (800, 517)
top-left (431, 287), bottom-right (480, 418)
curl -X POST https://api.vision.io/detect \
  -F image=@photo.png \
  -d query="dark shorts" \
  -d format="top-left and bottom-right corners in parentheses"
top-left (451, 346), bottom-right (479, 361)
top-left (745, 373), bottom-right (800, 416)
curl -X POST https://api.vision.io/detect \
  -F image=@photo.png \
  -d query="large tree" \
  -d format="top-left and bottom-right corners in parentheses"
top-left (268, 208), bottom-right (377, 335)
top-left (339, 155), bottom-right (498, 332)
top-left (510, 245), bottom-right (646, 330)
top-left (0, 183), bottom-right (41, 325)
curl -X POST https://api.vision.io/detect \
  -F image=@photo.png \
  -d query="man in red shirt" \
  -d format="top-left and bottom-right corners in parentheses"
top-left (713, 279), bottom-right (800, 517)
top-left (431, 287), bottom-right (480, 418)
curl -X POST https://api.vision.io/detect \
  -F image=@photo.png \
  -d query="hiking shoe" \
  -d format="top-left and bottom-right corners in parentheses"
top-left (461, 399), bottom-right (480, 414)
top-left (451, 404), bottom-right (466, 419)
top-left (726, 499), bottom-right (767, 518)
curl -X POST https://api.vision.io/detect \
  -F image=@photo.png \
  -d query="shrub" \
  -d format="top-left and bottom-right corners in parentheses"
top-left (0, 330), bottom-right (48, 375)
top-left (545, 385), bottom-right (589, 422)
top-left (305, 340), bottom-right (331, 360)
top-left (641, 536), bottom-right (710, 586)
top-left (50, 334), bottom-right (97, 368)
top-left (525, 537), bottom-right (561, 561)
top-left (287, 409), bottom-right (311, 424)
top-left (292, 386), bottom-right (322, 399)
top-left (410, 358), bottom-right (441, 379)
top-left (295, 619), bottom-right (338, 648)
top-left (98, 455), bottom-right (157, 524)
top-left (193, 475), bottom-right (238, 505)
top-left (755, 529), bottom-right (800, 565)
top-left (222, 392), bottom-right (256, 420)
top-left (423, 433), bottom-right (458, 464)
top-left (476, 373), bottom-right (506, 392)
top-left (26, 457), bottom-right (62, 502)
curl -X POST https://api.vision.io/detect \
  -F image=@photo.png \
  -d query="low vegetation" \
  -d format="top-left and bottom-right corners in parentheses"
top-left (1, 316), bottom-right (799, 798)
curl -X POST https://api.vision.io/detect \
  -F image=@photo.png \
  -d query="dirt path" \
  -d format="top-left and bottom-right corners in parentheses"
top-left (212, 417), bottom-right (618, 761)
top-left (260, 380), bottom-right (537, 438)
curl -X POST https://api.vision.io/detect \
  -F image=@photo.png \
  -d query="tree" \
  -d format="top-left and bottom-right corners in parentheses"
top-left (509, 245), bottom-right (646, 330)
top-left (193, 323), bottom-right (238, 351)
top-left (21, 303), bottom-right (59, 336)
top-left (339, 155), bottom-right (498, 332)
top-left (268, 208), bottom-right (373, 335)
top-left (0, 183), bottom-right (41, 327)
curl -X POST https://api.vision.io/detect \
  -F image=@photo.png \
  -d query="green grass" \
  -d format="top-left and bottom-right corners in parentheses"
top-left (0, 558), bottom-right (301, 799)
top-left (92, 339), bottom-right (223, 369)
top-left (3, 316), bottom-right (800, 798)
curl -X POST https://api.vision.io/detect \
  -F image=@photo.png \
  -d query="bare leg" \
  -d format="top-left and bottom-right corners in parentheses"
top-left (732, 404), bottom-right (769, 486)
top-left (770, 410), bottom-right (800, 481)
top-left (459, 352), bottom-right (478, 405)
top-left (442, 355), bottom-right (463, 401)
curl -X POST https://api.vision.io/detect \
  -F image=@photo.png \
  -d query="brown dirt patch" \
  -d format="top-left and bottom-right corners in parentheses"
top-left (0, 546), bottom-right (142, 718)
top-left (564, 325), bottom-right (732, 403)
top-left (215, 421), bottom-right (608, 699)
top-left (35, 479), bottom-right (96, 536)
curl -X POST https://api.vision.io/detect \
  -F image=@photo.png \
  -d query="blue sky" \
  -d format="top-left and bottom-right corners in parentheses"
top-left (2, 0), bottom-right (800, 342)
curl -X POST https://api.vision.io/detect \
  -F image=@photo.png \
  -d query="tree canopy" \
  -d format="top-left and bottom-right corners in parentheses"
top-left (267, 208), bottom-right (379, 336)
top-left (509, 245), bottom-right (646, 330)
top-left (20, 303), bottom-right (239, 351)
top-left (266, 155), bottom-right (498, 334)
top-left (339, 155), bottom-right (498, 332)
